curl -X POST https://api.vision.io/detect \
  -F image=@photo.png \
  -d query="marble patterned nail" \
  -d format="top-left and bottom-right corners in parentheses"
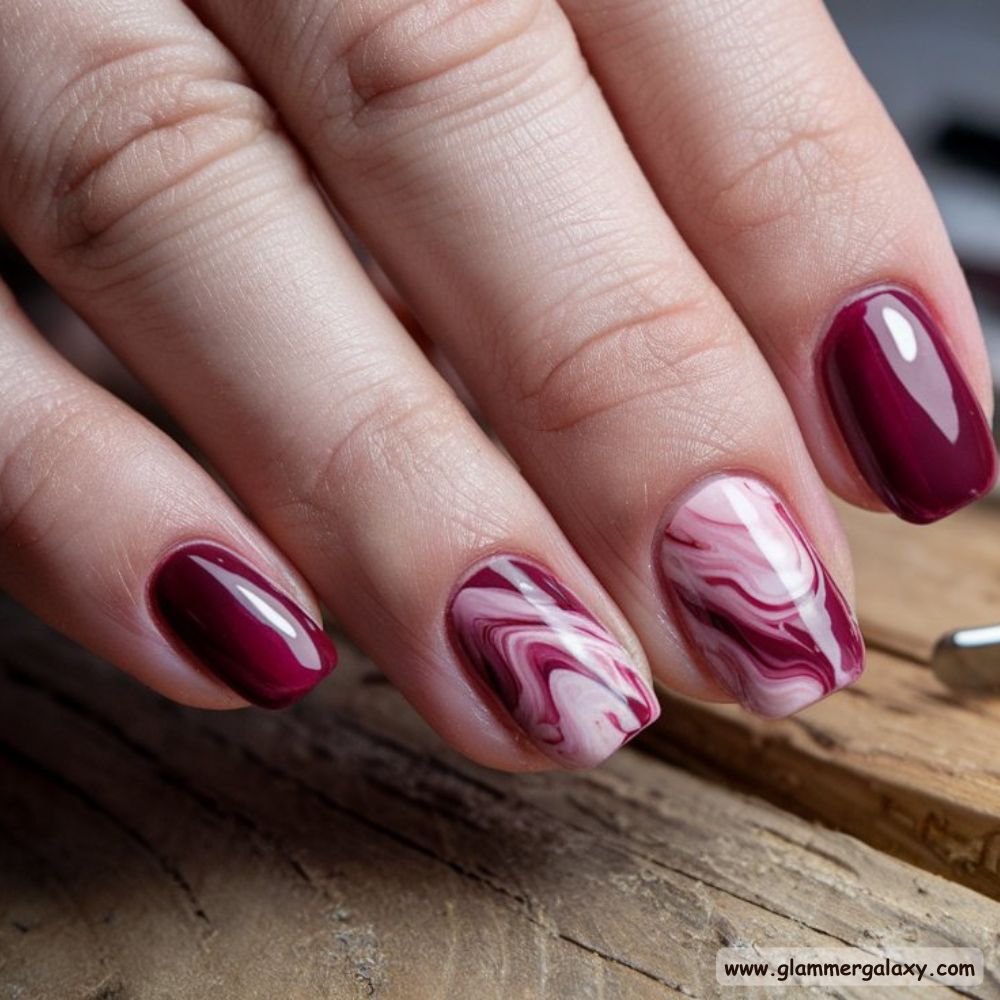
top-left (658, 476), bottom-right (864, 717)
top-left (448, 556), bottom-right (659, 768)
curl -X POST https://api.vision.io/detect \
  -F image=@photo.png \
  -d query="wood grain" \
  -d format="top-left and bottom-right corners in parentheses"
top-left (2, 595), bottom-right (997, 999)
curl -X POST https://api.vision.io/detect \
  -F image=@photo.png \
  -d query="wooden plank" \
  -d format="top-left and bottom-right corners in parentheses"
top-left (642, 498), bottom-right (1000, 901)
top-left (1, 597), bottom-right (997, 998)
top-left (644, 649), bottom-right (1000, 897)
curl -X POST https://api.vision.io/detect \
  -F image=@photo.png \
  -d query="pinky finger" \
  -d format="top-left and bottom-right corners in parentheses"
top-left (0, 287), bottom-right (336, 709)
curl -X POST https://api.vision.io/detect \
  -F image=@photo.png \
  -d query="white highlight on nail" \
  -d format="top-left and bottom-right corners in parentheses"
top-left (883, 306), bottom-right (918, 362)
top-left (237, 584), bottom-right (298, 638)
top-left (722, 479), bottom-right (843, 674)
top-left (497, 558), bottom-right (591, 666)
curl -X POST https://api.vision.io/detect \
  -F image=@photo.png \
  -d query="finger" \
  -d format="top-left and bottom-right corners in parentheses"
top-left (361, 251), bottom-right (479, 413)
top-left (0, 0), bottom-right (658, 769)
top-left (0, 285), bottom-right (335, 709)
top-left (195, 0), bottom-right (865, 715)
top-left (560, 0), bottom-right (997, 523)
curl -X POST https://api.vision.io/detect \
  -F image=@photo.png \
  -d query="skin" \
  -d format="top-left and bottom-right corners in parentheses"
top-left (0, 0), bottom-right (991, 771)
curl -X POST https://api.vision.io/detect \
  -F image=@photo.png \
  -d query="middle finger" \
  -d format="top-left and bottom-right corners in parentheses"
top-left (198, 0), bottom-right (866, 714)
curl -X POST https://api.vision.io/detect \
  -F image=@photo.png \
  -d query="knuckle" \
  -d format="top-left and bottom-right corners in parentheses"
top-left (296, 0), bottom-right (574, 136)
top-left (510, 275), bottom-right (736, 435)
top-left (697, 77), bottom-right (883, 233)
top-left (22, 39), bottom-right (276, 261)
top-left (268, 379), bottom-right (472, 528)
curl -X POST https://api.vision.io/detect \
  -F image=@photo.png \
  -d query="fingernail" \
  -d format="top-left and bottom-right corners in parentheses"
top-left (657, 476), bottom-right (864, 718)
top-left (150, 542), bottom-right (336, 708)
top-left (447, 555), bottom-right (659, 769)
top-left (820, 285), bottom-right (997, 523)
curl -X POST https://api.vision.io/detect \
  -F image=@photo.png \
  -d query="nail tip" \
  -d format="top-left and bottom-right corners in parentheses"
top-left (742, 670), bottom-right (863, 719)
top-left (551, 679), bottom-right (661, 770)
top-left (891, 488), bottom-right (991, 525)
top-left (208, 631), bottom-right (338, 710)
top-left (894, 452), bottom-right (998, 524)
top-left (258, 643), bottom-right (339, 710)
top-left (552, 748), bottom-right (615, 771)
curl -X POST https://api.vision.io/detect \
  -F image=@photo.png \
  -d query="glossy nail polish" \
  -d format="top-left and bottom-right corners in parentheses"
top-left (448, 555), bottom-right (659, 768)
top-left (151, 542), bottom-right (336, 708)
top-left (820, 286), bottom-right (997, 523)
top-left (657, 476), bottom-right (864, 718)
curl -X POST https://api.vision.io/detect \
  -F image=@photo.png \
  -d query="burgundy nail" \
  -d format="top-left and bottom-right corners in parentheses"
top-left (820, 286), bottom-right (997, 523)
top-left (658, 476), bottom-right (864, 718)
top-left (150, 542), bottom-right (336, 708)
top-left (448, 555), bottom-right (659, 769)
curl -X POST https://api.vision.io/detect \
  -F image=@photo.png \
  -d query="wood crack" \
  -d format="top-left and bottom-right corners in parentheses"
top-left (0, 738), bottom-right (211, 929)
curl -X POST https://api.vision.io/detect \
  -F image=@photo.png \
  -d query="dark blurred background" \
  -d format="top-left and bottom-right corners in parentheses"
top-left (3, 1), bottom-right (1000, 443)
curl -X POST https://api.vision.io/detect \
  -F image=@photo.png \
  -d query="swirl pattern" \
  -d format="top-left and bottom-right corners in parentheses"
top-left (659, 476), bottom-right (864, 717)
top-left (448, 556), bottom-right (659, 768)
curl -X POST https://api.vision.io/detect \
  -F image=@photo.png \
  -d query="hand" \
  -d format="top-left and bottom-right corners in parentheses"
top-left (0, 0), bottom-right (993, 770)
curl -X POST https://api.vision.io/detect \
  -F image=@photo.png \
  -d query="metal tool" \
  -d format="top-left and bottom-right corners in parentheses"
top-left (932, 624), bottom-right (1000, 690)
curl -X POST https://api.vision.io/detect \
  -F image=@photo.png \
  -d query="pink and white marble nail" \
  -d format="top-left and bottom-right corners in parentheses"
top-left (658, 476), bottom-right (864, 717)
top-left (448, 556), bottom-right (659, 768)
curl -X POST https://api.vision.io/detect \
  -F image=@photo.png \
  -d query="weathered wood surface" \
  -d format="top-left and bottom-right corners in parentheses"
top-left (644, 500), bottom-right (1000, 901)
top-left (2, 592), bottom-right (999, 999)
top-left (843, 501), bottom-right (1000, 663)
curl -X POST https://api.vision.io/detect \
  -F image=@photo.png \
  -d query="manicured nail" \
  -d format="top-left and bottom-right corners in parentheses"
top-left (150, 542), bottom-right (336, 708)
top-left (657, 476), bottom-right (864, 718)
top-left (820, 286), bottom-right (997, 523)
top-left (448, 555), bottom-right (659, 768)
